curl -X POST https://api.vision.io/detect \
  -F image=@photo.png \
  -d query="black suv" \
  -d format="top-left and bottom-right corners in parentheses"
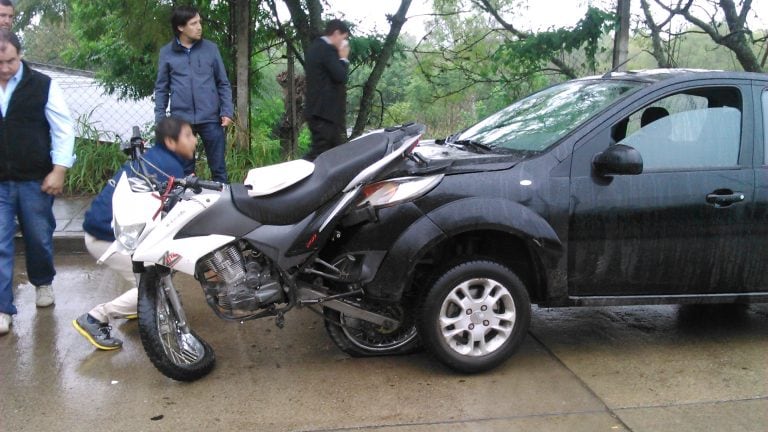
top-left (328, 69), bottom-right (768, 373)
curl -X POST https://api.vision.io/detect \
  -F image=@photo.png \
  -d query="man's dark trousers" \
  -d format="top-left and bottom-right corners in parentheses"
top-left (304, 116), bottom-right (345, 161)
top-left (182, 122), bottom-right (228, 183)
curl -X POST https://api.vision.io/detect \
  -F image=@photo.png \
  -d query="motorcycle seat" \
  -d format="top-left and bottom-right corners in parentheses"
top-left (230, 132), bottom-right (390, 225)
top-left (243, 159), bottom-right (315, 197)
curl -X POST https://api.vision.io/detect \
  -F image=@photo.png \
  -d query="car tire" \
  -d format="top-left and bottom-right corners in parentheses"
top-left (418, 259), bottom-right (531, 373)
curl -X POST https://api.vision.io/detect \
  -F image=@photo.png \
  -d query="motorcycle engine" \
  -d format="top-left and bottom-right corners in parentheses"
top-left (199, 243), bottom-right (283, 316)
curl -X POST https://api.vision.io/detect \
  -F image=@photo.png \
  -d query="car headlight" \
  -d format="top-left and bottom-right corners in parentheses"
top-left (114, 222), bottom-right (146, 251)
top-left (358, 175), bottom-right (443, 208)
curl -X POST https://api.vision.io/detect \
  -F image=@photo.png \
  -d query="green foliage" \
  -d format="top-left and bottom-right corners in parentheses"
top-left (65, 118), bottom-right (126, 195)
top-left (496, 7), bottom-right (615, 73)
top-left (22, 20), bottom-right (78, 66)
top-left (64, 0), bottom-right (170, 99)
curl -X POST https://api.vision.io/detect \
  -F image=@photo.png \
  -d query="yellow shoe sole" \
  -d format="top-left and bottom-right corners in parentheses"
top-left (72, 320), bottom-right (122, 351)
top-left (123, 314), bottom-right (138, 320)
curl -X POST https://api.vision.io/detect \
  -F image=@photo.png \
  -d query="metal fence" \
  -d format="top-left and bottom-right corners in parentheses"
top-left (29, 61), bottom-right (155, 144)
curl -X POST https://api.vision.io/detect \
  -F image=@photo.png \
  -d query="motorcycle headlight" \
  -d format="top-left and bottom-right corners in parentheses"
top-left (114, 222), bottom-right (146, 251)
top-left (358, 175), bottom-right (443, 208)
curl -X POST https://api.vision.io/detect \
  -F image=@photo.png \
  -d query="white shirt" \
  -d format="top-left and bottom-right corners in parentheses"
top-left (0, 62), bottom-right (76, 168)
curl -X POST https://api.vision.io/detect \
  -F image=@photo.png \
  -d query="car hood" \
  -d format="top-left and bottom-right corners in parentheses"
top-left (408, 139), bottom-right (520, 174)
top-left (414, 139), bottom-right (491, 160)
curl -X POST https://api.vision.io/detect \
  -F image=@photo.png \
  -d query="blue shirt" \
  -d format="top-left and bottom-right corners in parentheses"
top-left (0, 62), bottom-right (76, 168)
top-left (82, 144), bottom-right (187, 241)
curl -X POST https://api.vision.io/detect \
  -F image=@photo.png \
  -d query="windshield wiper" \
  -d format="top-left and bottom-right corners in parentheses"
top-left (452, 139), bottom-right (494, 154)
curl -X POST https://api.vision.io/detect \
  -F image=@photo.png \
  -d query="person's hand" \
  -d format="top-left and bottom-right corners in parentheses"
top-left (221, 116), bottom-right (233, 127)
top-left (41, 165), bottom-right (67, 196)
top-left (338, 40), bottom-right (350, 60)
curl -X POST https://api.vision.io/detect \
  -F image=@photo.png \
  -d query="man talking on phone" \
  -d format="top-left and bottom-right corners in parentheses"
top-left (303, 19), bottom-right (350, 161)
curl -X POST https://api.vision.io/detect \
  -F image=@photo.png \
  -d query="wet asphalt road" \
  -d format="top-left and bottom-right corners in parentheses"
top-left (1, 253), bottom-right (766, 431)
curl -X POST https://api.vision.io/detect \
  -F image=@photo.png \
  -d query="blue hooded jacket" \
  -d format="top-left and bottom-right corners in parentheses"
top-left (83, 144), bottom-right (186, 242)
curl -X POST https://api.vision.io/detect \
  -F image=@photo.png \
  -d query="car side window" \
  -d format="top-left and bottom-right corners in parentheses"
top-left (614, 87), bottom-right (742, 171)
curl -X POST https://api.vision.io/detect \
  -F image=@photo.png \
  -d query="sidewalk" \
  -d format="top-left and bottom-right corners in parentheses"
top-left (14, 194), bottom-right (93, 254)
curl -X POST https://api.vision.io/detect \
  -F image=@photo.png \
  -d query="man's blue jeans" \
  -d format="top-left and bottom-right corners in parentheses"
top-left (0, 181), bottom-right (56, 315)
top-left (183, 122), bottom-right (228, 183)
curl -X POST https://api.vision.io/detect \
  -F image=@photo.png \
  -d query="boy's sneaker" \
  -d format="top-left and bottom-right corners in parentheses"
top-left (0, 313), bottom-right (11, 335)
top-left (72, 313), bottom-right (123, 350)
top-left (35, 285), bottom-right (55, 307)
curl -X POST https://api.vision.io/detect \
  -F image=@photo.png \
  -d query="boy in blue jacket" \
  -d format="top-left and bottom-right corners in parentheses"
top-left (73, 117), bottom-right (196, 350)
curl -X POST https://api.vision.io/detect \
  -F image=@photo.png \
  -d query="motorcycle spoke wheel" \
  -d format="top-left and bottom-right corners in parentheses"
top-left (155, 287), bottom-right (206, 365)
top-left (138, 266), bottom-right (215, 382)
top-left (324, 304), bottom-right (420, 357)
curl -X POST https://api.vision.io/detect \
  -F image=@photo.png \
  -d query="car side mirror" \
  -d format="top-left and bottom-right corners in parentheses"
top-left (592, 144), bottom-right (643, 177)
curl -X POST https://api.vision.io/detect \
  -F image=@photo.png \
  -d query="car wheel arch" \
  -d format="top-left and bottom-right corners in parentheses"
top-left (366, 198), bottom-right (560, 303)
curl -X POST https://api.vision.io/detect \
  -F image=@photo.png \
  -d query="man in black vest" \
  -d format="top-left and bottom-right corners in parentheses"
top-left (0, 30), bottom-right (76, 335)
top-left (303, 19), bottom-right (350, 161)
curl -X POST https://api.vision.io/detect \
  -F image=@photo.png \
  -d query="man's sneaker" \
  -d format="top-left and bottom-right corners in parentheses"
top-left (72, 313), bottom-right (123, 350)
top-left (35, 285), bottom-right (55, 307)
top-left (0, 313), bottom-right (11, 335)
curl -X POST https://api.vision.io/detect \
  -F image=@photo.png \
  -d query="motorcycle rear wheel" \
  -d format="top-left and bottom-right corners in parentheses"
top-left (323, 304), bottom-right (420, 357)
top-left (138, 266), bottom-right (215, 382)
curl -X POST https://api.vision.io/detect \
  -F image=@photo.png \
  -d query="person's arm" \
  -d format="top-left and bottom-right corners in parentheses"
top-left (154, 48), bottom-right (171, 123)
top-left (323, 43), bottom-right (349, 85)
top-left (43, 80), bottom-right (76, 196)
top-left (213, 45), bottom-right (234, 124)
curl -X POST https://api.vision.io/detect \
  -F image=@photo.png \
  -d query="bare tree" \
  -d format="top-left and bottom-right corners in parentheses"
top-left (654, 0), bottom-right (762, 72)
top-left (351, 0), bottom-right (413, 138)
top-left (640, 0), bottom-right (675, 68)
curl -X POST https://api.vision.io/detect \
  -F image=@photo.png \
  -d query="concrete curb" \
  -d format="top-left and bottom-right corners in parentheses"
top-left (15, 234), bottom-right (87, 255)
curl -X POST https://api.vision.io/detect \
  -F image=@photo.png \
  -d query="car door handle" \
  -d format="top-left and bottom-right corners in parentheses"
top-left (705, 190), bottom-right (745, 207)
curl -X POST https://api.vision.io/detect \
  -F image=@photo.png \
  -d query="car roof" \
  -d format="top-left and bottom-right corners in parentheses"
top-left (580, 68), bottom-right (768, 84)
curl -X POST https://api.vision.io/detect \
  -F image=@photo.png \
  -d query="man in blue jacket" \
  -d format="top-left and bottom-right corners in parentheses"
top-left (154, 5), bottom-right (233, 183)
top-left (73, 117), bottom-right (196, 350)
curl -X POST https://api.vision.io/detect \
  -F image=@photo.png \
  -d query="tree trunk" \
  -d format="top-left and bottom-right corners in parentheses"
top-left (234, 0), bottom-right (252, 149)
top-left (612, 0), bottom-right (631, 70)
top-left (351, 0), bottom-right (412, 138)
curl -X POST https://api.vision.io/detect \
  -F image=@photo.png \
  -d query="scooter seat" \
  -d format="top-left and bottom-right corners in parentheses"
top-left (230, 132), bottom-right (389, 225)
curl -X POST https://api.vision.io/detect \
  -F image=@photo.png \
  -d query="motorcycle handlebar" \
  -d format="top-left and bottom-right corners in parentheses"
top-left (131, 126), bottom-right (141, 140)
top-left (173, 176), bottom-right (223, 192)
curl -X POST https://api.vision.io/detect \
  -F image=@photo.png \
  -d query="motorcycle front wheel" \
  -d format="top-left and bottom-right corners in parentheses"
top-left (137, 266), bottom-right (215, 382)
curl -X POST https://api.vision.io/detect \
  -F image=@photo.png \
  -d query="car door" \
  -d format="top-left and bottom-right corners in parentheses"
top-left (745, 80), bottom-right (768, 291)
top-left (568, 81), bottom-right (755, 297)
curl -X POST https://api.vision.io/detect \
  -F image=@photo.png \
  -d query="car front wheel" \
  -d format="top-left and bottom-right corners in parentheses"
top-left (418, 259), bottom-right (531, 373)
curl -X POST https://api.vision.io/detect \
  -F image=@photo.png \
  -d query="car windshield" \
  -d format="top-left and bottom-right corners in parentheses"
top-left (456, 80), bottom-right (645, 153)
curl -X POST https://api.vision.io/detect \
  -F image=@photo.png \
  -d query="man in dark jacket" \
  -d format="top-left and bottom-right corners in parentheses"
top-left (0, 30), bottom-right (76, 336)
top-left (73, 117), bottom-right (196, 350)
top-left (303, 19), bottom-right (350, 161)
top-left (154, 5), bottom-right (233, 182)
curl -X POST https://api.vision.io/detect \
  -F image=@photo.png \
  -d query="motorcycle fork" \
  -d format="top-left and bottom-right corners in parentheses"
top-left (160, 272), bottom-right (191, 334)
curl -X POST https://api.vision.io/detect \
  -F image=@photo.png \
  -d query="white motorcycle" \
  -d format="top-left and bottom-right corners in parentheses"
top-left (101, 123), bottom-right (443, 381)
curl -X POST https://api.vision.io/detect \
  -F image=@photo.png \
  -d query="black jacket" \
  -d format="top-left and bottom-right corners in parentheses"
top-left (304, 37), bottom-right (348, 125)
top-left (0, 62), bottom-right (53, 181)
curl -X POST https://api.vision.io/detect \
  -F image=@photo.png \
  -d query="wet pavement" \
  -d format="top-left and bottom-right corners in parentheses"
top-left (1, 253), bottom-right (767, 431)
